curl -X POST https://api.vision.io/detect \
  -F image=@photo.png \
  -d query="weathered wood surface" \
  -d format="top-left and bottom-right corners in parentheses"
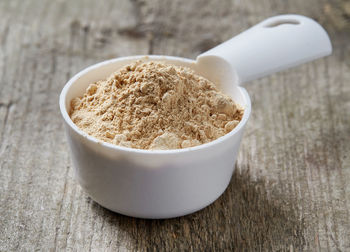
top-left (0, 0), bottom-right (349, 251)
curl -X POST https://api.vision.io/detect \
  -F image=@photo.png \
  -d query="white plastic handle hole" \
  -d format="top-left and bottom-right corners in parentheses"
top-left (264, 19), bottom-right (300, 28)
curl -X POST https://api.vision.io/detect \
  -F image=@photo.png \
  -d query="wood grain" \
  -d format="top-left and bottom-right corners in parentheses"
top-left (0, 0), bottom-right (349, 251)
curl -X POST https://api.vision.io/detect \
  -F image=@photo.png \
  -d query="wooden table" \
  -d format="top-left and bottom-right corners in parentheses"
top-left (1, 0), bottom-right (349, 250)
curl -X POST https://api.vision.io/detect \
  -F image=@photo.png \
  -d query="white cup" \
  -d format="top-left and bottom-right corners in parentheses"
top-left (59, 15), bottom-right (331, 218)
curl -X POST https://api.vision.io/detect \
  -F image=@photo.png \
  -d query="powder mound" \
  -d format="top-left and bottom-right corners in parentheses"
top-left (70, 61), bottom-right (243, 150)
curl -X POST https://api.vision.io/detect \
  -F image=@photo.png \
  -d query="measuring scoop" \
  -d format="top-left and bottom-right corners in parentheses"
top-left (59, 15), bottom-right (331, 218)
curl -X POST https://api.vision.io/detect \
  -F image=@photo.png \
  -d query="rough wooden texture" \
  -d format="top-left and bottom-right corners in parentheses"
top-left (0, 0), bottom-right (349, 251)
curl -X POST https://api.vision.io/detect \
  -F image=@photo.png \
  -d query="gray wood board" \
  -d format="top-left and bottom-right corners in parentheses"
top-left (0, 0), bottom-right (349, 251)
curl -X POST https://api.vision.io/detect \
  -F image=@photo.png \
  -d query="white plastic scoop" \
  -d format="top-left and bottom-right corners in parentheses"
top-left (59, 14), bottom-right (332, 219)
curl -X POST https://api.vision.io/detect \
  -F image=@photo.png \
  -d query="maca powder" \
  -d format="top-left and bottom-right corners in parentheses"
top-left (70, 60), bottom-right (243, 150)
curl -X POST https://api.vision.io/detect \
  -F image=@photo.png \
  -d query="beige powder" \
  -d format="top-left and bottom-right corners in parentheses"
top-left (70, 60), bottom-right (243, 150)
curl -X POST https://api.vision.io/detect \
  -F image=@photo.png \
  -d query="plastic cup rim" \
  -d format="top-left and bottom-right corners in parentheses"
top-left (59, 55), bottom-right (252, 155)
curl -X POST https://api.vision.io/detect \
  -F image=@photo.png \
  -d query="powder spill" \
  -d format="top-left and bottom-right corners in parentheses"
top-left (70, 61), bottom-right (243, 150)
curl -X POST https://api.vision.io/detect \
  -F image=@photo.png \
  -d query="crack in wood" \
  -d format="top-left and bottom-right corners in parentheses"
top-left (1, 24), bottom-right (9, 46)
top-left (0, 101), bottom-right (15, 131)
top-left (148, 32), bottom-right (154, 54)
top-left (0, 101), bottom-right (14, 154)
top-left (117, 25), bottom-right (148, 38)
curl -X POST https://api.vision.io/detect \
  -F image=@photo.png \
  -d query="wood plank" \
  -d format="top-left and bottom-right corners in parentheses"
top-left (0, 0), bottom-right (349, 251)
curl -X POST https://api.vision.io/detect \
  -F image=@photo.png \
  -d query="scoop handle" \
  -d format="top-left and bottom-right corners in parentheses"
top-left (197, 14), bottom-right (332, 83)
